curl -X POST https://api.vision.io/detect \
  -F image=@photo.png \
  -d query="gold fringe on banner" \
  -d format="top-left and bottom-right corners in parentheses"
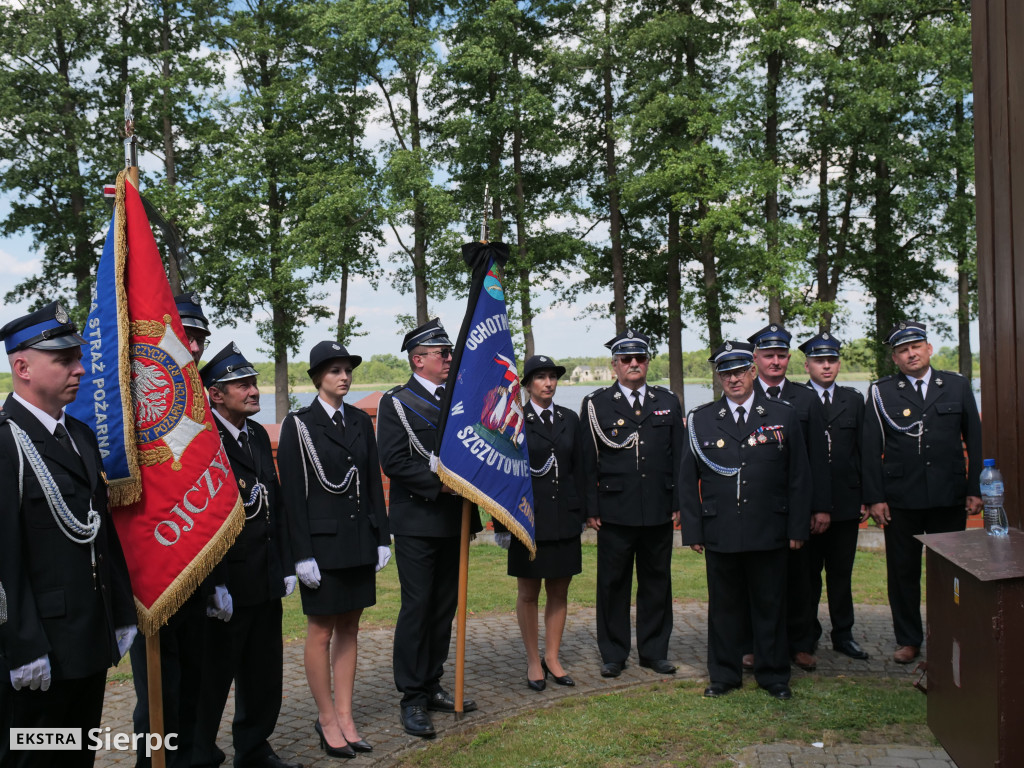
top-left (436, 461), bottom-right (537, 560)
top-left (107, 170), bottom-right (142, 507)
top-left (135, 494), bottom-right (245, 636)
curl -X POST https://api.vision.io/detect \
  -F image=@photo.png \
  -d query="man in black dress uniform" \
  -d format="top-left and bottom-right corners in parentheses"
top-left (863, 321), bottom-right (982, 664)
top-left (747, 324), bottom-right (831, 671)
top-left (580, 329), bottom-right (684, 678)
top-left (377, 319), bottom-right (480, 739)
top-left (129, 292), bottom-right (213, 768)
top-left (193, 344), bottom-right (299, 768)
top-left (798, 332), bottom-right (869, 661)
top-left (0, 302), bottom-right (137, 768)
top-left (679, 341), bottom-right (811, 700)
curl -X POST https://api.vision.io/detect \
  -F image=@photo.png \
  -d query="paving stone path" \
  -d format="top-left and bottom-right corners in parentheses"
top-left (94, 602), bottom-right (954, 768)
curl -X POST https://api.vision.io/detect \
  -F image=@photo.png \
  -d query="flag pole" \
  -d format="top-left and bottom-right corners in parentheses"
top-left (126, 84), bottom-right (167, 768)
top-left (453, 184), bottom-right (493, 719)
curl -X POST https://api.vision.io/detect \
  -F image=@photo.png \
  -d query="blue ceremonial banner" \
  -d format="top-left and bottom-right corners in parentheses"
top-left (435, 241), bottom-right (536, 556)
top-left (67, 209), bottom-right (138, 501)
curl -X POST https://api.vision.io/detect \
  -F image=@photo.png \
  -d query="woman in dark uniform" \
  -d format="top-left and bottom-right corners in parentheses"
top-left (498, 355), bottom-right (586, 691)
top-left (277, 342), bottom-right (391, 758)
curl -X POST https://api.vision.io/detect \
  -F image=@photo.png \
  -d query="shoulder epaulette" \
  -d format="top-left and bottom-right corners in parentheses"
top-left (839, 384), bottom-right (861, 394)
top-left (384, 384), bottom-right (404, 396)
top-left (651, 384), bottom-right (673, 394)
top-left (938, 369), bottom-right (964, 378)
top-left (690, 400), bottom-right (717, 413)
top-left (871, 375), bottom-right (894, 385)
top-left (291, 404), bottom-right (313, 415)
top-left (0, 409), bottom-right (9, 426)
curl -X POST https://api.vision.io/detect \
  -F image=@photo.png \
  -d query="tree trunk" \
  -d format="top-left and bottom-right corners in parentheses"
top-left (700, 201), bottom-right (723, 400)
top-left (511, 93), bottom-right (534, 359)
top-left (337, 261), bottom-right (349, 343)
top-left (765, 1), bottom-right (782, 324)
top-left (160, 0), bottom-right (181, 293)
top-left (602, 2), bottom-right (625, 332)
top-left (273, 304), bottom-right (289, 422)
top-left (816, 151), bottom-right (830, 331)
top-left (666, 208), bottom-right (685, 409)
top-left (407, 0), bottom-right (428, 325)
top-left (954, 95), bottom-right (972, 380)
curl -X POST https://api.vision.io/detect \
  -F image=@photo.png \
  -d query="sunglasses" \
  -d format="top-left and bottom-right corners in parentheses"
top-left (616, 354), bottom-right (649, 364)
top-left (417, 348), bottom-right (452, 359)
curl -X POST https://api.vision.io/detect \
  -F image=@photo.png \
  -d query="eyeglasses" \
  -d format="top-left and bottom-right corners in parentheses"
top-left (616, 354), bottom-right (649, 364)
top-left (185, 332), bottom-right (210, 351)
top-left (417, 348), bottom-right (452, 359)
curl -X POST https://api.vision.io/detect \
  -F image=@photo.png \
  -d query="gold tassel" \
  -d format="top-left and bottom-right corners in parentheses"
top-left (135, 494), bottom-right (246, 636)
top-left (437, 462), bottom-right (537, 560)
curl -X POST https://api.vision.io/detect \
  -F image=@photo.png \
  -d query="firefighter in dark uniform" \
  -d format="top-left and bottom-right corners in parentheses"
top-left (192, 344), bottom-right (299, 768)
top-left (376, 319), bottom-right (480, 739)
top-left (747, 324), bottom-right (831, 671)
top-left (580, 329), bottom-right (684, 679)
top-left (798, 332), bottom-right (870, 661)
top-left (0, 302), bottom-right (137, 768)
top-left (863, 321), bottom-right (982, 664)
top-left (679, 341), bottom-right (811, 700)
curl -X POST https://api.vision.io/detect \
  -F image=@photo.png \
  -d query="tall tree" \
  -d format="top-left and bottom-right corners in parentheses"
top-left (432, 0), bottom-right (584, 359)
top-left (186, 0), bottom-right (326, 419)
top-left (0, 0), bottom-right (118, 316)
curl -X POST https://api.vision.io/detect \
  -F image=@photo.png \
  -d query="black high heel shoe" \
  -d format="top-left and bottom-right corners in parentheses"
top-left (542, 659), bottom-right (575, 687)
top-left (345, 737), bottom-right (373, 753)
top-left (313, 719), bottom-right (356, 758)
top-left (527, 675), bottom-right (546, 691)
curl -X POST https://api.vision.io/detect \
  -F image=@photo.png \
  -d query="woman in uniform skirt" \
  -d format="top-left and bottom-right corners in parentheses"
top-left (497, 355), bottom-right (586, 691)
top-left (277, 341), bottom-right (391, 758)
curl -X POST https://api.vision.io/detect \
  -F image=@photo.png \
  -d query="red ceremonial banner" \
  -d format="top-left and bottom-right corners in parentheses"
top-left (113, 173), bottom-right (243, 634)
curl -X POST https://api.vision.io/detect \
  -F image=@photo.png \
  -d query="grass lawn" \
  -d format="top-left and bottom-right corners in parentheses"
top-left (109, 544), bottom-right (894, 682)
top-left (395, 676), bottom-right (934, 768)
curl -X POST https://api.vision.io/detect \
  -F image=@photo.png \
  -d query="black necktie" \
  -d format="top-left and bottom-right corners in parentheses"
top-left (435, 385), bottom-right (445, 402)
top-left (239, 430), bottom-right (259, 475)
top-left (767, 385), bottom-right (781, 399)
top-left (332, 410), bottom-right (345, 431)
top-left (632, 390), bottom-right (642, 413)
top-left (541, 409), bottom-right (553, 431)
top-left (916, 379), bottom-right (925, 401)
top-left (735, 405), bottom-right (746, 428)
top-left (822, 389), bottom-right (831, 413)
top-left (53, 423), bottom-right (75, 454)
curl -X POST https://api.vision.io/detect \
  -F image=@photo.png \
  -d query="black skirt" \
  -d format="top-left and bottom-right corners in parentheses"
top-left (507, 535), bottom-right (582, 580)
top-left (299, 564), bottom-right (376, 615)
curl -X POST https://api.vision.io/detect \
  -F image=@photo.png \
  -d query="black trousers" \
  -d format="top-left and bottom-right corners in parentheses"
top-left (884, 505), bottom-right (966, 647)
top-left (192, 600), bottom-right (284, 768)
top-left (595, 522), bottom-right (674, 664)
top-left (129, 593), bottom-right (206, 768)
top-left (392, 534), bottom-right (460, 709)
top-left (706, 548), bottom-right (789, 688)
top-left (808, 518), bottom-right (860, 645)
top-left (0, 670), bottom-right (106, 768)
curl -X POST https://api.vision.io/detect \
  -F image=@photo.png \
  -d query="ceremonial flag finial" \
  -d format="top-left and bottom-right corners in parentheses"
top-left (124, 85), bottom-right (138, 173)
top-left (480, 183), bottom-right (491, 243)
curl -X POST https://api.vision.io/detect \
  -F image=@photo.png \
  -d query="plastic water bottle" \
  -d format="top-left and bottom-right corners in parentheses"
top-left (979, 459), bottom-right (1009, 538)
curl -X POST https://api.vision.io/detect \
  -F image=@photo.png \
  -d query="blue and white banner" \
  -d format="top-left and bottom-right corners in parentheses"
top-left (67, 209), bottom-right (136, 496)
top-left (436, 242), bottom-right (536, 555)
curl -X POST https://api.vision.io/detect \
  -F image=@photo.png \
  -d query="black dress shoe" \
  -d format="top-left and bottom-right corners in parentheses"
top-left (833, 639), bottom-right (870, 660)
top-left (259, 755), bottom-right (305, 768)
top-left (427, 688), bottom-right (478, 713)
top-left (763, 683), bottom-right (792, 700)
top-left (600, 661), bottom-right (624, 678)
top-left (400, 706), bottom-right (436, 738)
top-left (527, 676), bottom-right (546, 691)
top-left (345, 737), bottom-right (373, 753)
top-left (313, 720), bottom-right (355, 758)
top-left (639, 658), bottom-right (677, 674)
top-left (703, 682), bottom-right (739, 698)
top-left (541, 659), bottom-right (575, 686)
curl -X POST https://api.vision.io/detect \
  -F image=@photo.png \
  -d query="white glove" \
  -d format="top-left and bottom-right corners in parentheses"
top-left (296, 558), bottom-right (321, 589)
top-left (206, 584), bottom-right (233, 622)
top-left (115, 626), bottom-right (138, 658)
top-left (10, 655), bottom-right (51, 691)
top-left (283, 575), bottom-right (297, 597)
top-left (375, 545), bottom-right (392, 572)
top-left (494, 532), bottom-right (511, 550)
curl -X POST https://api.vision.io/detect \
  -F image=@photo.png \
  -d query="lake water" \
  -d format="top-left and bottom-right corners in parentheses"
top-left (252, 378), bottom-right (982, 424)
